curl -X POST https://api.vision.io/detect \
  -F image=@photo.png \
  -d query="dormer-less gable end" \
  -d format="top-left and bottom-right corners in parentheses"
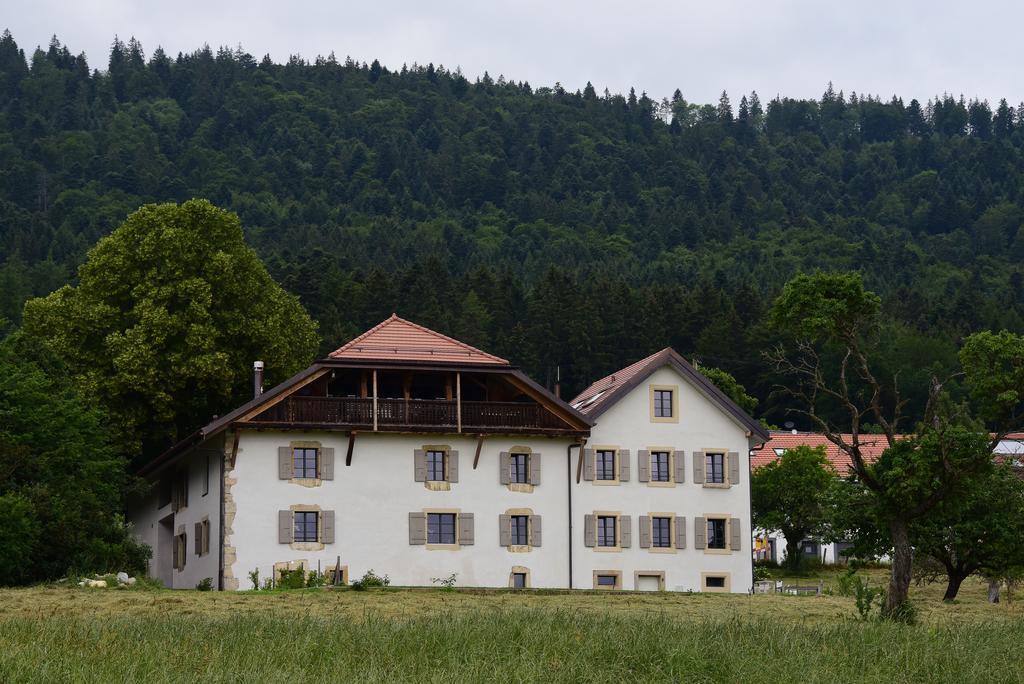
top-left (570, 348), bottom-right (768, 444)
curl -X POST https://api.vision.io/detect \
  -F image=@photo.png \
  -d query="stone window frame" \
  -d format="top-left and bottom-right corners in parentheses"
top-left (701, 572), bottom-right (732, 593)
top-left (288, 504), bottom-right (326, 551)
top-left (648, 512), bottom-right (676, 554)
top-left (422, 444), bottom-right (453, 491)
top-left (649, 384), bottom-right (680, 423)
top-left (644, 446), bottom-right (678, 488)
top-left (593, 570), bottom-right (623, 590)
top-left (509, 566), bottom-right (531, 589)
top-left (288, 440), bottom-right (324, 488)
top-left (593, 446), bottom-right (620, 486)
top-left (634, 570), bottom-right (666, 591)
top-left (703, 513), bottom-right (732, 556)
top-left (424, 507), bottom-right (462, 551)
top-left (502, 507), bottom-right (537, 553)
top-left (505, 445), bottom-right (536, 493)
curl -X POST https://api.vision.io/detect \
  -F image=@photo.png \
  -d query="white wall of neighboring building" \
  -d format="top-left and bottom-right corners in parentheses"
top-left (129, 438), bottom-right (222, 588)
top-left (573, 365), bottom-right (755, 593)
top-left (753, 529), bottom-right (852, 565)
top-left (228, 431), bottom-right (575, 589)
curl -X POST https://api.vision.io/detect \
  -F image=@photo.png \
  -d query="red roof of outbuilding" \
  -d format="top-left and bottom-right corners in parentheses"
top-left (328, 314), bottom-right (509, 365)
top-left (751, 431), bottom-right (893, 474)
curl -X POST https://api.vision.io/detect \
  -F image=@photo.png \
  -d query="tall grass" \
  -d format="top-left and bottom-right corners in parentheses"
top-left (1, 608), bottom-right (1022, 683)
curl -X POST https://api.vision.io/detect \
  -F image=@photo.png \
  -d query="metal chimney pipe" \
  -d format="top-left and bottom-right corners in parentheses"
top-left (253, 361), bottom-right (264, 398)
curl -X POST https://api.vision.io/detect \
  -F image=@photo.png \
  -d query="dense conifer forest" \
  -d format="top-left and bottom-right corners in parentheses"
top-left (4, 31), bottom-right (1024, 425)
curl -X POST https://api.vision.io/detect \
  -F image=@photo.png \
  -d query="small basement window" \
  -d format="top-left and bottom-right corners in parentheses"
top-left (512, 572), bottom-right (527, 589)
top-left (705, 575), bottom-right (726, 589)
top-left (595, 572), bottom-right (620, 589)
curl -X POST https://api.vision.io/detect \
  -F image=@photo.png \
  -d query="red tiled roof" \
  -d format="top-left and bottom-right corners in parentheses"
top-left (570, 349), bottom-right (666, 415)
top-left (751, 431), bottom-right (894, 474)
top-left (328, 314), bottom-right (509, 365)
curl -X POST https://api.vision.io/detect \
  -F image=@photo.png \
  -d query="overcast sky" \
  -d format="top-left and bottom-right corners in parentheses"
top-left (3, 0), bottom-right (1021, 106)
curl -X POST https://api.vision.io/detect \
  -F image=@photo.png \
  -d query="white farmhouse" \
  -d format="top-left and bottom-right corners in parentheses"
top-left (128, 317), bottom-right (767, 592)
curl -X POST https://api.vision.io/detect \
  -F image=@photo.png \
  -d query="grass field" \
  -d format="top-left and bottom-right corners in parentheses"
top-left (1, 569), bottom-right (1022, 682)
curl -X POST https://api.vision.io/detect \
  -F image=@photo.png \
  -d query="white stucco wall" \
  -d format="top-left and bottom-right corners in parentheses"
top-left (129, 439), bottom-right (222, 588)
top-left (228, 431), bottom-right (575, 589)
top-left (754, 529), bottom-right (851, 565)
top-left (573, 365), bottom-right (755, 592)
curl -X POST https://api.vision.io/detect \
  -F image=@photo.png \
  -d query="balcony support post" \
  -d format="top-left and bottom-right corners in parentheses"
top-left (372, 370), bottom-right (378, 431)
top-left (456, 372), bottom-right (462, 433)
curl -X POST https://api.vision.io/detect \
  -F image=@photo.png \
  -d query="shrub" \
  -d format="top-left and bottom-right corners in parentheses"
top-left (351, 569), bottom-right (390, 591)
top-left (431, 573), bottom-right (458, 591)
top-left (248, 569), bottom-right (259, 591)
top-left (276, 568), bottom-right (306, 590)
top-left (196, 578), bottom-right (213, 591)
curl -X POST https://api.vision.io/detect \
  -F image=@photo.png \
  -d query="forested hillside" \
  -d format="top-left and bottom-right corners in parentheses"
top-left (4, 31), bottom-right (1024, 425)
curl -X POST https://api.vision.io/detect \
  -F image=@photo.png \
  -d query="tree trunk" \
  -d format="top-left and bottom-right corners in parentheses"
top-left (942, 570), bottom-right (967, 601)
top-left (988, 579), bottom-right (1001, 604)
top-left (884, 519), bottom-right (913, 617)
top-left (783, 534), bottom-right (803, 571)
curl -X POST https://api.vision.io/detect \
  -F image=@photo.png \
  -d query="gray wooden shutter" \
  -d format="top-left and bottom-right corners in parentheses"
top-left (730, 517), bottom-right (742, 551)
top-left (694, 516), bottom-right (706, 549)
top-left (278, 510), bottom-right (293, 544)
top-left (674, 451), bottom-right (686, 483)
top-left (172, 534), bottom-right (179, 570)
top-left (637, 450), bottom-right (650, 483)
top-left (322, 510), bottom-right (335, 544)
top-left (499, 514), bottom-right (512, 546)
top-left (458, 512), bottom-right (474, 545)
top-left (618, 449), bottom-right (631, 482)
top-left (694, 451), bottom-right (705, 484)
top-left (194, 522), bottom-right (202, 554)
top-left (583, 449), bottom-right (595, 481)
top-left (448, 450), bottom-right (460, 482)
top-left (638, 515), bottom-right (651, 548)
top-left (529, 453), bottom-right (541, 485)
top-left (499, 452), bottom-right (511, 485)
top-left (584, 514), bottom-right (596, 547)
top-left (619, 515), bottom-right (632, 548)
top-left (413, 449), bottom-right (426, 482)
top-left (203, 520), bottom-right (210, 554)
top-left (728, 452), bottom-right (740, 485)
top-left (408, 512), bottom-right (426, 544)
top-left (530, 515), bottom-right (542, 547)
top-left (675, 516), bottom-right (687, 549)
top-left (278, 447), bottom-right (292, 479)
top-left (321, 448), bottom-right (335, 480)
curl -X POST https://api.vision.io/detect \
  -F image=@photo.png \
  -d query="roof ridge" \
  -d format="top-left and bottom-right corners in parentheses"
top-left (329, 314), bottom-right (509, 364)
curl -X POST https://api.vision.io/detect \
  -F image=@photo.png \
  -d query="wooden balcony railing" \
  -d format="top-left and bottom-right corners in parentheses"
top-left (251, 396), bottom-right (570, 432)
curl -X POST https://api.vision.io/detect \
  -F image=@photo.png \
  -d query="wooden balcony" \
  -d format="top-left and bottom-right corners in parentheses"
top-left (250, 396), bottom-right (573, 433)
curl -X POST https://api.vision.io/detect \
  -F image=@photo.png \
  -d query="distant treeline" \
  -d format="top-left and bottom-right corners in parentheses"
top-left (3, 31), bottom-right (1024, 425)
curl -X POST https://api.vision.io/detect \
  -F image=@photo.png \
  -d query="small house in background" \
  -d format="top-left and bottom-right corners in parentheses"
top-left (750, 431), bottom-right (889, 564)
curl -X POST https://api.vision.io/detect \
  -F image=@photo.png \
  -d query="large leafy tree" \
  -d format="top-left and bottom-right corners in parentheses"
top-left (0, 332), bottom-right (148, 584)
top-left (751, 445), bottom-right (837, 570)
top-left (768, 272), bottom-right (1023, 618)
top-left (23, 200), bottom-right (319, 461)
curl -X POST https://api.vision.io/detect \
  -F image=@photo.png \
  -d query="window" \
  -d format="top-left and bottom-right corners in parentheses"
top-left (293, 447), bottom-right (318, 479)
top-left (596, 450), bottom-right (616, 480)
top-left (427, 512), bottom-right (456, 544)
top-left (653, 389), bottom-right (674, 417)
top-left (596, 574), bottom-right (618, 589)
top-left (173, 533), bottom-right (186, 571)
top-left (652, 517), bottom-right (671, 548)
top-left (597, 515), bottom-right (617, 547)
top-left (801, 541), bottom-right (820, 556)
top-left (426, 450), bottom-right (446, 482)
top-left (171, 470), bottom-right (189, 512)
top-left (510, 515), bottom-right (529, 546)
top-left (651, 451), bottom-right (671, 482)
top-left (706, 452), bottom-right (726, 484)
top-left (707, 518), bottom-right (727, 550)
top-left (510, 453), bottom-right (529, 484)
top-left (294, 511), bottom-right (319, 543)
top-left (512, 572), bottom-right (527, 589)
top-left (705, 575), bottom-right (726, 589)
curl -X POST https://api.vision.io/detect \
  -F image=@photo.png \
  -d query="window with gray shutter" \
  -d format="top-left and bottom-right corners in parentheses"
top-left (510, 515), bottom-right (528, 545)
top-left (618, 449), bottom-right (631, 481)
top-left (675, 516), bottom-right (687, 549)
top-left (651, 517), bottom-right (671, 548)
top-left (638, 515), bottom-right (651, 548)
top-left (529, 453), bottom-right (541, 485)
top-left (530, 515), bottom-right (542, 547)
top-left (321, 448), bottom-right (335, 480)
top-left (674, 451), bottom-right (686, 483)
top-left (409, 512), bottom-right (426, 544)
top-left (693, 451), bottom-right (705, 484)
top-left (650, 452), bottom-right (671, 482)
top-left (278, 510), bottom-right (293, 543)
top-left (728, 452), bottom-right (740, 485)
top-left (278, 447), bottom-right (292, 479)
top-left (694, 516), bottom-right (706, 549)
top-left (730, 517), bottom-right (742, 551)
top-left (458, 513), bottom-right (474, 545)
top-left (413, 449), bottom-right (427, 482)
top-left (583, 449), bottom-right (595, 481)
top-left (637, 450), bottom-right (650, 483)
top-left (620, 515), bottom-right (632, 548)
top-left (584, 514), bottom-right (596, 547)
top-left (322, 510), bottom-right (336, 544)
